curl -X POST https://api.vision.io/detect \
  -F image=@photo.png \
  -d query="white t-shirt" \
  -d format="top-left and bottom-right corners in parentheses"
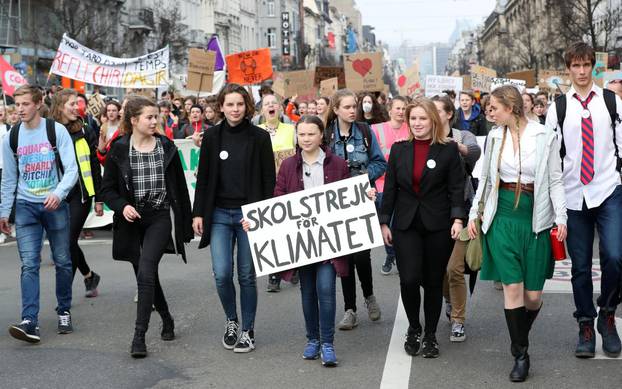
top-left (499, 121), bottom-right (539, 184)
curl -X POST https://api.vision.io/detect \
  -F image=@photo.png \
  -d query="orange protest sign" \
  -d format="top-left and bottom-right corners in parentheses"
top-left (225, 48), bottom-right (273, 85)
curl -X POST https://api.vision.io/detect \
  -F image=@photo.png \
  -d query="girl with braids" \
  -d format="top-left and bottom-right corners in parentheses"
top-left (467, 85), bottom-right (567, 382)
top-left (100, 96), bottom-right (193, 358)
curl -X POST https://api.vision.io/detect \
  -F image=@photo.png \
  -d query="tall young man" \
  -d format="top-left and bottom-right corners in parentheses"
top-left (0, 85), bottom-right (78, 343)
top-left (545, 42), bottom-right (622, 358)
top-left (371, 96), bottom-right (409, 275)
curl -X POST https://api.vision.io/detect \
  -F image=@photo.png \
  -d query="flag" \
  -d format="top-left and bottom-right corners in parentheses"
top-left (0, 56), bottom-right (27, 96)
top-left (206, 34), bottom-right (226, 94)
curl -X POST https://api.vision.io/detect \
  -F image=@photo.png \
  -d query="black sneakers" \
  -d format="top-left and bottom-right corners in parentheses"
top-left (234, 330), bottom-right (255, 353)
top-left (8, 320), bottom-right (40, 343)
top-left (57, 311), bottom-right (73, 334)
top-left (222, 319), bottom-right (239, 350)
top-left (597, 309), bottom-right (621, 357)
top-left (404, 326), bottom-right (422, 356)
top-left (84, 272), bottom-right (101, 298)
top-left (421, 335), bottom-right (440, 358)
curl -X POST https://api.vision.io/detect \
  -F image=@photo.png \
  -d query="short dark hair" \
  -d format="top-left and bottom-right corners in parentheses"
top-left (564, 41), bottom-right (596, 68)
top-left (190, 104), bottom-right (204, 113)
top-left (217, 83), bottom-right (255, 119)
top-left (459, 90), bottom-right (475, 100)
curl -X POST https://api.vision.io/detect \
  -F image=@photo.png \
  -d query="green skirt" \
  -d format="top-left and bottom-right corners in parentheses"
top-left (481, 188), bottom-right (553, 291)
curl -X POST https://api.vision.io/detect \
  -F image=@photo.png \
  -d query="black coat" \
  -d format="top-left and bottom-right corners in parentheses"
top-left (380, 140), bottom-right (465, 232)
top-left (100, 134), bottom-right (194, 264)
top-left (193, 119), bottom-right (276, 249)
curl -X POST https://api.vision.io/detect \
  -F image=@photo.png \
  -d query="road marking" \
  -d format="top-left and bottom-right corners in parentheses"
top-left (543, 259), bottom-right (600, 294)
top-left (380, 294), bottom-right (411, 389)
top-left (0, 239), bottom-right (112, 247)
top-left (595, 317), bottom-right (622, 359)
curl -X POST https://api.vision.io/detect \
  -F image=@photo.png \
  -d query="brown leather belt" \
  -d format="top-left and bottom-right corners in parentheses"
top-left (499, 181), bottom-right (534, 194)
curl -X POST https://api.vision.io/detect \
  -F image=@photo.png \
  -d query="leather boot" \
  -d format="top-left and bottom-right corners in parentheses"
top-left (504, 307), bottom-right (530, 382)
top-left (160, 311), bottom-right (175, 341)
top-left (131, 329), bottom-right (147, 358)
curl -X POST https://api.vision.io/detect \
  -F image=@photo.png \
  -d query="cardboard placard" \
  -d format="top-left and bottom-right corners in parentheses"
top-left (538, 70), bottom-right (571, 92)
top-left (506, 70), bottom-right (537, 88)
top-left (319, 77), bottom-right (338, 97)
top-left (462, 75), bottom-right (472, 91)
top-left (424, 75), bottom-right (463, 97)
top-left (594, 52), bottom-right (608, 87)
top-left (314, 66), bottom-right (346, 88)
top-left (274, 149), bottom-right (296, 174)
top-left (397, 63), bottom-right (422, 97)
top-left (242, 175), bottom-right (383, 276)
top-left (344, 52), bottom-right (384, 92)
top-left (470, 65), bottom-right (497, 92)
top-left (187, 48), bottom-right (216, 92)
top-left (490, 77), bottom-right (527, 93)
top-left (273, 69), bottom-right (316, 98)
top-left (86, 93), bottom-right (105, 118)
top-left (226, 48), bottom-right (273, 85)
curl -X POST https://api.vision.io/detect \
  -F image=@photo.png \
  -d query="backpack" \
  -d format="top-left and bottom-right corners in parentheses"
top-left (9, 118), bottom-right (64, 178)
top-left (555, 88), bottom-right (621, 171)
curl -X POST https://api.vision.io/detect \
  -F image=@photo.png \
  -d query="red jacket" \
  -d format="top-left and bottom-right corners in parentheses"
top-left (275, 146), bottom-right (350, 280)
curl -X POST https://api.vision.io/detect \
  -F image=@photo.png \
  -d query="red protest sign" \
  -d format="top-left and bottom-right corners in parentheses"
top-left (0, 56), bottom-right (27, 96)
top-left (226, 48), bottom-right (273, 85)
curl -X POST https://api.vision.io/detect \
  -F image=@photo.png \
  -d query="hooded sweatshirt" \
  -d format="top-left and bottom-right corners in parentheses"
top-left (457, 104), bottom-right (488, 136)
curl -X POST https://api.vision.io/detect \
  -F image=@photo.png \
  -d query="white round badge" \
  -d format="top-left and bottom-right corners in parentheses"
top-left (426, 159), bottom-right (436, 169)
top-left (346, 144), bottom-right (355, 153)
top-left (582, 109), bottom-right (591, 119)
top-left (219, 151), bottom-right (229, 160)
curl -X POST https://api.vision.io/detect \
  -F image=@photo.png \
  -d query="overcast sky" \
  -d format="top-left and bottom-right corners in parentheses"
top-left (357, 0), bottom-right (497, 47)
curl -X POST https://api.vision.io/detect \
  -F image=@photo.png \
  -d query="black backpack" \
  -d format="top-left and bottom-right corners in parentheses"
top-left (555, 88), bottom-right (621, 171)
top-left (9, 118), bottom-right (64, 178)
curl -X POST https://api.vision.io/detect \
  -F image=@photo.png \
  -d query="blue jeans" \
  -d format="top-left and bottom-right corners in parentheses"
top-left (15, 200), bottom-right (72, 324)
top-left (567, 185), bottom-right (622, 320)
top-left (210, 207), bottom-right (257, 331)
top-left (299, 262), bottom-right (336, 344)
top-left (375, 192), bottom-right (395, 258)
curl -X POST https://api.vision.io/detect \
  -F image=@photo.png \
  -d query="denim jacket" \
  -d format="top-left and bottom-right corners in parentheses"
top-left (328, 120), bottom-right (387, 183)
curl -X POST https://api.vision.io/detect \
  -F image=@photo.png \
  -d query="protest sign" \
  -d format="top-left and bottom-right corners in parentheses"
top-left (491, 77), bottom-right (527, 93)
top-left (187, 48), bottom-right (216, 92)
top-left (344, 52), bottom-right (384, 92)
top-left (242, 175), bottom-right (384, 277)
top-left (538, 70), bottom-right (571, 92)
top-left (604, 70), bottom-right (622, 84)
top-left (319, 77), bottom-right (338, 97)
top-left (424, 75), bottom-right (463, 97)
top-left (273, 69), bottom-right (316, 99)
top-left (86, 93), bottom-right (105, 118)
top-left (594, 52), bottom-right (608, 87)
top-left (226, 48), bottom-right (273, 85)
top-left (470, 65), bottom-right (497, 92)
top-left (314, 66), bottom-right (346, 88)
top-left (0, 56), bottom-right (27, 96)
top-left (274, 149), bottom-right (296, 174)
top-left (397, 63), bottom-right (422, 97)
top-left (50, 34), bottom-right (169, 88)
top-left (506, 70), bottom-right (537, 88)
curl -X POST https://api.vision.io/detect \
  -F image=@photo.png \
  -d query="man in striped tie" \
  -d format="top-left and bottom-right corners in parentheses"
top-left (545, 42), bottom-right (622, 359)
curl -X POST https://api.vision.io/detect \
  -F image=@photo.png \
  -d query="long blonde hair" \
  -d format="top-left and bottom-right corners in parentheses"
top-left (491, 85), bottom-right (527, 208)
top-left (404, 98), bottom-right (448, 144)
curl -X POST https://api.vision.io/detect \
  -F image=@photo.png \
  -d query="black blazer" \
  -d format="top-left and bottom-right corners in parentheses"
top-left (192, 119), bottom-right (276, 249)
top-left (100, 134), bottom-right (194, 264)
top-left (380, 140), bottom-right (465, 232)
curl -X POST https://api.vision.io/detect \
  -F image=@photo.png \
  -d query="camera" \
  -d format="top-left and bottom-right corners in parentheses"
top-left (348, 160), bottom-right (367, 177)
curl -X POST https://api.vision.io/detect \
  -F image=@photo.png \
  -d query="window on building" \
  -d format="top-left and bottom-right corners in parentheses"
top-left (267, 28), bottom-right (277, 48)
top-left (267, 0), bottom-right (275, 16)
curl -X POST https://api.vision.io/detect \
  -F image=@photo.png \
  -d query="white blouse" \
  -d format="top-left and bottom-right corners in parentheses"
top-left (499, 121), bottom-right (539, 184)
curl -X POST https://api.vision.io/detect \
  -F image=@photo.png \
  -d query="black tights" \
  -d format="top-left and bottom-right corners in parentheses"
top-left (393, 212), bottom-right (453, 336)
top-left (69, 195), bottom-right (92, 277)
top-left (340, 249), bottom-right (374, 312)
top-left (133, 208), bottom-right (171, 332)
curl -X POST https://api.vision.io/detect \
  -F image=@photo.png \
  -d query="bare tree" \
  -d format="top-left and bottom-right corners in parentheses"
top-left (154, 6), bottom-right (189, 68)
top-left (554, 0), bottom-right (621, 51)
top-left (511, 0), bottom-right (539, 73)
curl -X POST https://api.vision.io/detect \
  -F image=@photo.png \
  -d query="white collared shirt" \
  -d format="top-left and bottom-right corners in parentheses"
top-left (302, 148), bottom-right (326, 189)
top-left (545, 83), bottom-right (622, 210)
top-left (499, 121), bottom-right (539, 184)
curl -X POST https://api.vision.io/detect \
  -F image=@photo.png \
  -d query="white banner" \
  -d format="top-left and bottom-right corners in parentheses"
top-left (242, 175), bottom-right (384, 277)
top-left (50, 34), bottom-right (169, 88)
top-left (425, 75), bottom-right (463, 97)
top-left (491, 77), bottom-right (526, 93)
top-left (83, 139), bottom-right (199, 228)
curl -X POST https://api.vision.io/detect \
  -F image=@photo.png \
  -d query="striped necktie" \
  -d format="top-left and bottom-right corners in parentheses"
top-left (574, 91), bottom-right (596, 185)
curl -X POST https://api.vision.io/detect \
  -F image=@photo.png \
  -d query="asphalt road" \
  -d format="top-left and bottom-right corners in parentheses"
top-left (0, 235), bottom-right (620, 389)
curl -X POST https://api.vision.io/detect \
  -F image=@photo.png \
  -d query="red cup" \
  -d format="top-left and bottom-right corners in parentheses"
top-left (550, 227), bottom-right (566, 261)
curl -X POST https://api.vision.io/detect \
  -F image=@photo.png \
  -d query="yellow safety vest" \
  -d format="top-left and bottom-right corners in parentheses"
top-left (74, 138), bottom-right (95, 197)
top-left (260, 122), bottom-right (296, 152)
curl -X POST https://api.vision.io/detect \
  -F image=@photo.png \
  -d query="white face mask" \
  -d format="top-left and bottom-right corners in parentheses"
top-left (362, 102), bottom-right (373, 113)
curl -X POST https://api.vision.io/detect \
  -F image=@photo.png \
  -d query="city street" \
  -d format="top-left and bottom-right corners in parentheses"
top-left (0, 235), bottom-right (620, 389)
